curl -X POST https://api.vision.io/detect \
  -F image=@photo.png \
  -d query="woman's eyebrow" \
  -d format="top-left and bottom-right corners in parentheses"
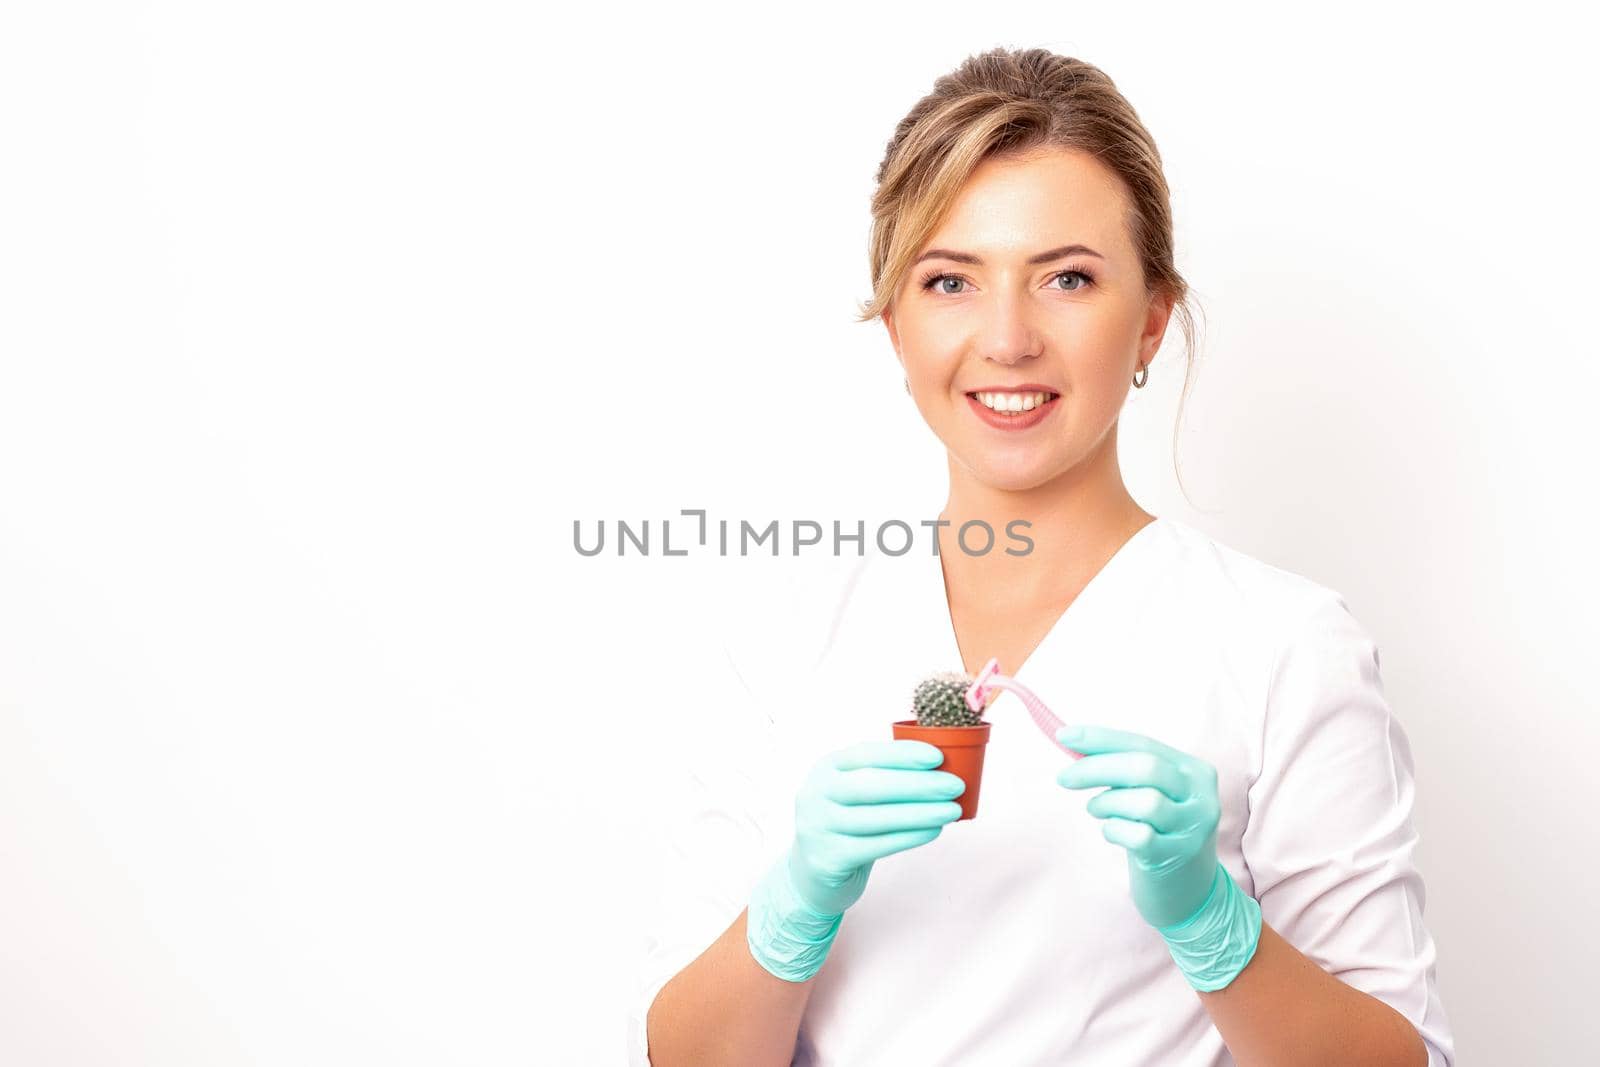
top-left (913, 243), bottom-right (1106, 266)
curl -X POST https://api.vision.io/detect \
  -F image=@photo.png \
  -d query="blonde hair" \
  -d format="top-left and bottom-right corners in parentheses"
top-left (858, 47), bottom-right (1203, 497)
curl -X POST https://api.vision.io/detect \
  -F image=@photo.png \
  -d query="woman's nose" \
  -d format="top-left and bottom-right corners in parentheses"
top-left (976, 297), bottom-right (1043, 365)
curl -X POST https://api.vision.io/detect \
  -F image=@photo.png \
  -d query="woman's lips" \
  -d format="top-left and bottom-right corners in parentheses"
top-left (966, 392), bottom-right (1060, 431)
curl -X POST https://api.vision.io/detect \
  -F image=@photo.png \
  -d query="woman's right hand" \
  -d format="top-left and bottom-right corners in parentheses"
top-left (785, 739), bottom-right (967, 917)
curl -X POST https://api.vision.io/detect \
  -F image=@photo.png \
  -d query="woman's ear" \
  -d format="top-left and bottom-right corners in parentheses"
top-left (1139, 294), bottom-right (1174, 364)
top-left (882, 307), bottom-right (902, 361)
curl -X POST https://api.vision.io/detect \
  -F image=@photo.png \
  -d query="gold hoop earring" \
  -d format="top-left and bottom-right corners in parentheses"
top-left (1132, 363), bottom-right (1149, 389)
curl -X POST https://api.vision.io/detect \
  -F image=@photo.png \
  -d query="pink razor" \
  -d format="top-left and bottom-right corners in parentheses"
top-left (965, 657), bottom-right (1085, 759)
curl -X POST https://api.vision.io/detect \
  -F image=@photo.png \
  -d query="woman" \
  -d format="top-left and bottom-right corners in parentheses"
top-left (636, 47), bottom-right (1453, 1066)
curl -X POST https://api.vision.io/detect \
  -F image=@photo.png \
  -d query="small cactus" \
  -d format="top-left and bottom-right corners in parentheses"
top-left (912, 670), bottom-right (983, 727)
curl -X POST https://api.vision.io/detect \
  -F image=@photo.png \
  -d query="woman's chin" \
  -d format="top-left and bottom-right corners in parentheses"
top-left (956, 454), bottom-right (1067, 494)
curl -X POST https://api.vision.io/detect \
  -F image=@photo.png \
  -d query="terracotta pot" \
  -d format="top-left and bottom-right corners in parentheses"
top-left (891, 719), bottom-right (991, 821)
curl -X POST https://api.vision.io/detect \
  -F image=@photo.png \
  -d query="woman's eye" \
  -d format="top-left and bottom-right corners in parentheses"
top-left (920, 270), bottom-right (1093, 295)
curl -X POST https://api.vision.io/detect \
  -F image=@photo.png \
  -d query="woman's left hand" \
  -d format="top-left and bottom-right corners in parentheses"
top-left (1054, 724), bottom-right (1223, 930)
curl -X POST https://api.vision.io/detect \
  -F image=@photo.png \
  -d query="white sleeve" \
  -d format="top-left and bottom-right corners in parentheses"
top-left (1240, 593), bottom-right (1456, 1067)
top-left (624, 617), bottom-right (787, 1067)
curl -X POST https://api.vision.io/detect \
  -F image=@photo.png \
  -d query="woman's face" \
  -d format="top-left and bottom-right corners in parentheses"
top-left (883, 147), bottom-right (1172, 494)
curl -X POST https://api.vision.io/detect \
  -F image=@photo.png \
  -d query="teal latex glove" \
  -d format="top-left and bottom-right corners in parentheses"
top-left (746, 739), bottom-right (965, 982)
top-left (1055, 724), bottom-right (1262, 992)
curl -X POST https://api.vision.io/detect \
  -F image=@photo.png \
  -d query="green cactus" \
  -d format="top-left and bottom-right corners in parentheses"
top-left (912, 670), bottom-right (984, 727)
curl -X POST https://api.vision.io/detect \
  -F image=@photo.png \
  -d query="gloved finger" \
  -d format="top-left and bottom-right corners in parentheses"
top-left (1083, 786), bottom-right (1188, 833)
top-left (1099, 816), bottom-right (1160, 855)
top-left (1132, 822), bottom-right (1203, 870)
top-left (1055, 724), bottom-right (1192, 766)
top-left (832, 740), bottom-right (945, 771)
top-left (835, 827), bottom-right (944, 869)
top-left (825, 766), bottom-right (966, 805)
top-left (1057, 751), bottom-right (1188, 800)
top-left (824, 797), bottom-right (963, 836)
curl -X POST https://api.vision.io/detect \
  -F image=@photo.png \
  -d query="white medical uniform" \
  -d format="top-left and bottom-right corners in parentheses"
top-left (629, 516), bottom-right (1455, 1066)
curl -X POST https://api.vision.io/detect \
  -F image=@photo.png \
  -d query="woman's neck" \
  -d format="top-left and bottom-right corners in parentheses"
top-left (937, 433), bottom-right (1153, 614)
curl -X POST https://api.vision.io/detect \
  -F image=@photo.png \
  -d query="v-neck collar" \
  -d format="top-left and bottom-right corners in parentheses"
top-left (924, 515), bottom-right (1171, 691)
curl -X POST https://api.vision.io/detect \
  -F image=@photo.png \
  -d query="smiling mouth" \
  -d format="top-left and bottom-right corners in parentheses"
top-left (965, 389), bottom-right (1060, 414)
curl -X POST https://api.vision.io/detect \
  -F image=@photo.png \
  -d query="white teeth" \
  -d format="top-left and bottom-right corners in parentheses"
top-left (976, 391), bottom-right (1054, 412)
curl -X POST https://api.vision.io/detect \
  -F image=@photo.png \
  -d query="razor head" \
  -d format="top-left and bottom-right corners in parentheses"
top-left (966, 657), bottom-right (1002, 712)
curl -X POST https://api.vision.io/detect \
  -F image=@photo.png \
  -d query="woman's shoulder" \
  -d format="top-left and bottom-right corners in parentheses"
top-left (1154, 521), bottom-right (1393, 765)
top-left (1156, 516), bottom-right (1362, 642)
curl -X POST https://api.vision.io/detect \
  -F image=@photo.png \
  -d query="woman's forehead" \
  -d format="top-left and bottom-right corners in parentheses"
top-left (922, 152), bottom-right (1131, 262)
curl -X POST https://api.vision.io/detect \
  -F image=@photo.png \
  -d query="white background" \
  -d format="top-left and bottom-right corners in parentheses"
top-left (3, 2), bottom-right (1596, 1063)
